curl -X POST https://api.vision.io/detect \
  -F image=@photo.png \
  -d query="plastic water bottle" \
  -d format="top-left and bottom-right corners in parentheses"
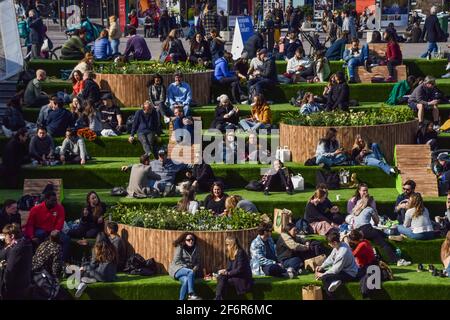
top-left (395, 248), bottom-right (402, 259)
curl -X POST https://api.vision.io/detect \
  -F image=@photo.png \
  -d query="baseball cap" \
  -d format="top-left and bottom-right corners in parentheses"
top-left (437, 153), bottom-right (449, 161)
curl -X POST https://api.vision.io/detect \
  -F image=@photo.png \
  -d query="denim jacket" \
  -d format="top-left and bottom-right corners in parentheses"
top-left (250, 235), bottom-right (278, 276)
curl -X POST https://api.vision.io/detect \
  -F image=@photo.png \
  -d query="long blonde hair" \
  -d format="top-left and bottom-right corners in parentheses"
top-left (162, 29), bottom-right (178, 51)
top-left (408, 193), bottom-right (424, 218)
top-left (441, 231), bottom-right (450, 264)
top-left (225, 195), bottom-right (242, 212)
top-left (225, 236), bottom-right (240, 261)
top-left (352, 195), bottom-right (370, 216)
top-left (352, 134), bottom-right (368, 151)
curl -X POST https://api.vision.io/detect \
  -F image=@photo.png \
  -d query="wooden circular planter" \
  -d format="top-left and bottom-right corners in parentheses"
top-left (95, 71), bottom-right (213, 106)
top-left (279, 120), bottom-right (418, 163)
top-left (117, 224), bottom-right (258, 274)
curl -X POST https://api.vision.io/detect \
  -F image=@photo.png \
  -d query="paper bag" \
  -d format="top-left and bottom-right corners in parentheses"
top-left (304, 254), bottom-right (326, 272)
top-left (302, 285), bottom-right (323, 300)
top-left (273, 208), bottom-right (293, 234)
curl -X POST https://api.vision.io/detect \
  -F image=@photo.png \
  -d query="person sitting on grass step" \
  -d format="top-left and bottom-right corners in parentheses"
top-left (407, 76), bottom-right (440, 130)
top-left (169, 232), bottom-right (202, 300)
top-left (105, 221), bottom-right (126, 272)
top-left (315, 230), bottom-right (358, 299)
top-left (121, 154), bottom-right (162, 198)
top-left (394, 180), bottom-right (416, 224)
top-left (261, 160), bottom-right (294, 196)
top-left (396, 193), bottom-right (435, 240)
top-left (343, 38), bottom-right (369, 84)
top-left (215, 236), bottom-right (253, 300)
top-left (29, 126), bottom-right (56, 166)
top-left (68, 191), bottom-right (106, 239)
top-left (60, 128), bottom-right (88, 165)
top-left (304, 189), bottom-right (339, 236)
top-left (250, 222), bottom-right (296, 279)
top-left (315, 127), bottom-right (347, 167)
top-left (441, 231), bottom-right (450, 277)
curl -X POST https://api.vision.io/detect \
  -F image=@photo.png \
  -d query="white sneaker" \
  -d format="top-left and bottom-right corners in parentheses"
top-left (164, 116), bottom-right (171, 124)
top-left (397, 259), bottom-right (412, 267)
top-left (81, 277), bottom-right (97, 284)
top-left (187, 293), bottom-right (202, 300)
top-left (433, 124), bottom-right (440, 132)
top-left (74, 282), bottom-right (87, 298)
top-left (286, 267), bottom-right (296, 279)
top-left (328, 280), bottom-right (342, 292)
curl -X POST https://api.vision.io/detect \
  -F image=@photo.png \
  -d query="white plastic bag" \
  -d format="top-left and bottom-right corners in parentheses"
top-left (276, 146), bottom-right (291, 163)
top-left (291, 174), bottom-right (304, 191)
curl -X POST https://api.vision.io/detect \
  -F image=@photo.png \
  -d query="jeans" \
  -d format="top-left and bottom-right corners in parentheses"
top-left (421, 42), bottom-right (438, 58)
top-left (216, 76), bottom-right (243, 103)
top-left (281, 257), bottom-right (303, 271)
top-left (347, 44), bottom-right (369, 79)
top-left (138, 132), bottom-right (158, 158)
top-left (174, 267), bottom-right (196, 300)
top-left (262, 264), bottom-right (286, 277)
top-left (239, 119), bottom-right (270, 132)
top-left (111, 39), bottom-right (120, 56)
top-left (387, 59), bottom-right (401, 78)
top-left (248, 77), bottom-right (276, 95)
top-left (364, 155), bottom-right (392, 175)
top-left (397, 225), bottom-right (435, 240)
top-left (316, 154), bottom-right (347, 167)
top-left (321, 271), bottom-right (356, 298)
top-left (446, 264), bottom-right (450, 277)
top-left (35, 228), bottom-right (71, 262)
top-left (357, 224), bottom-right (397, 263)
top-left (31, 43), bottom-right (42, 59)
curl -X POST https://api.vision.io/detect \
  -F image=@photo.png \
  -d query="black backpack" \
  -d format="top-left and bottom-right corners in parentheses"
top-left (316, 170), bottom-right (340, 190)
top-left (17, 194), bottom-right (41, 211)
top-left (123, 254), bottom-right (156, 276)
top-left (31, 270), bottom-right (60, 300)
top-left (126, 114), bottom-right (135, 134)
top-left (295, 218), bottom-right (313, 235)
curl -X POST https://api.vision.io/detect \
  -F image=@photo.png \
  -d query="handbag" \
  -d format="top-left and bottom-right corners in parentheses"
top-left (275, 146), bottom-right (291, 163)
top-left (339, 169), bottom-right (350, 187)
top-left (302, 285), bottom-right (323, 300)
top-left (291, 174), bottom-right (304, 191)
top-left (273, 208), bottom-right (293, 234)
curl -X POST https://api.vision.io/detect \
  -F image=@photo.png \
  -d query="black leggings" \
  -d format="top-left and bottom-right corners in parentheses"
top-left (215, 274), bottom-right (249, 300)
top-left (357, 224), bottom-right (397, 263)
top-left (387, 59), bottom-right (401, 78)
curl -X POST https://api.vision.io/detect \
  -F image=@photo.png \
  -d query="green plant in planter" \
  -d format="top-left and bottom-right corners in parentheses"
top-left (109, 204), bottom-right (262, 231)
top-left (94, 61), bottom-right (207, 75)
top-left (282, 107), bottom-right (415, 126)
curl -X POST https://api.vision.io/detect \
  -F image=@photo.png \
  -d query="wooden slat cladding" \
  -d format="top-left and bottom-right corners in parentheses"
top-left (279, 121), bottom-right (418, 163)
top-left (355, 65), bottom-right (407, 83)
top-left (95, 71), bottom-right (213, 106)
top-left (396, 144), bottom-right (438, 197)
top-left (23, 178), bottom-right (63, 202)
top-left (117, 224), bottom-right (258, 274)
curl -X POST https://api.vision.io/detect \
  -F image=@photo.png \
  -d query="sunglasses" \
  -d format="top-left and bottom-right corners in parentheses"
top-left (403, 188), bottom-right (412, 192)
top-left (185, 238), bottom-right (194, 242)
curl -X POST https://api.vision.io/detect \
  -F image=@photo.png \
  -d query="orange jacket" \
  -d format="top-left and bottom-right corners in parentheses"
top-left (251, 104), bottom-right (272, 124)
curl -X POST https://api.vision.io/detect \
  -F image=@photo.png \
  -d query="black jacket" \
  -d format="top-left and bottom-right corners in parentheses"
top-left (189, 163), bottom-right (215, 192)
top-left (168, 39), bottom-right (187, 60)
top-left (260, 57), bottom-right (278, 82)
top-left (27, 17), bottom-right (44, 44)
top-left (225, 249), bottom-right (253, 295)
top-left (0, 209), bottom-right (21, 232)
top-left (1, 136), bottom-right (28, 172)
top-left (79, 79), bottom-right (101, 103)
top-left (190, 40), bottom-right (211, 61)
top-left (422, 14), bottom-right (444, 43)
top-left (304, 201), bottom-right (333, 224)
top-left (130, 109), bottom-right (161, 136)
top-left (326, 82), bottom-right (349, 111)
top-left (148, 84), bottom-right (166, 105)
top-left (0, 238), bottom-right (33, 300)
top-left (80, 203), bottom-right (107, 231)
top-left (243, 33), bottom-right (264, 59)
top-left (211, 104), bottom-right (239, 129)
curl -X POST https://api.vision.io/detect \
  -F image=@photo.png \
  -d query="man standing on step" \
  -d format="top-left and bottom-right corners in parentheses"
top-left (420, 6), bottom-right (444, 59)
top-left (24, 69), bottom-right (49, 108)
top-left (407, 76), bottom-right (440, 130)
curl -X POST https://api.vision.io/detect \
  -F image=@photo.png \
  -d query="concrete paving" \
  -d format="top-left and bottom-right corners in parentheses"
top-left (28, 18), bottom-right (450, 60)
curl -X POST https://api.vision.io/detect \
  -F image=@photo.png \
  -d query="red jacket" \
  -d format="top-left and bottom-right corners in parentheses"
top-left (352, 240), bottom-right (376, 268)
top-left (129, 16), bottom-right (138, 28)
top-left (24, 202), bottom-right (65, 239)
top-left (386, 41), bottom-right (402, 62)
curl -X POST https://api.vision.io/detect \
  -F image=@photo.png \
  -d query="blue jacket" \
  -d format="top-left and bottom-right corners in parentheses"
top-left (46, 108), bottom-right (74, 137)
top-left (214, 57), bottom-right (234, 81)
top-left (93, 37), bottom-right (112, 60)
top-left (130, 109), bottom-right (161, 136)
top-left (167, 82), bottom-right (192, 107)
top-left (250, 235), bottom-right (278, 276)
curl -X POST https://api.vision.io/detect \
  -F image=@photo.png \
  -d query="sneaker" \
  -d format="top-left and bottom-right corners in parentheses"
top-left (286, 189), bottom-right (293, 195)
top-left (417, 263), bottom-right (424, 272)
top-left (187, 293), bottom-right (202, 300)
top-left (264, 189), bottom-right (269, 196)
top-left (435, 216), bottom-right (443, 223)
top-left (328, 280), bottom-right (342, 292)
top-left (397, 259), bottom-right (412, 267)
top-left (389, 235), bottom-right (403, 242)
top-left (286, 267), bottom-right (296, 279)
top-left (433, 124), bottom-right (440, 132)
top-left (428, 264), bottom-right (436, 272)
top-left (74, 282), bottom-right (88, 298)
top-left (164, 116), bottom-right (171, 124)
top-left (81, 277), bottom-right (97, 284)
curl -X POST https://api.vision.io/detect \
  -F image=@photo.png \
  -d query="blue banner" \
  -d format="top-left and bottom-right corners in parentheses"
top-left (237, 16), bottom-right (254, 44)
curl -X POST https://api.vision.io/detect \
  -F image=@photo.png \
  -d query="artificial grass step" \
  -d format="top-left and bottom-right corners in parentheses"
top-left (2, 187), bottom-right (447, 222)
top-left (62, 265), bottom-right (450, 300)
top-left (39, 79), bottom-right (450, 104)
top-left (2, 158), bottom-right (397, 190)
top-left (28, 58), bottom-right (448, 80)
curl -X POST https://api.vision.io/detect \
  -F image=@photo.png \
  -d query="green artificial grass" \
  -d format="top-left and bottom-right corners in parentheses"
top-left (275, 58), bottom-right (448, 79)
top-left (1, 159), bottom-right (397, 190)
top-left (61, 264), bottom-right (450, 300)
